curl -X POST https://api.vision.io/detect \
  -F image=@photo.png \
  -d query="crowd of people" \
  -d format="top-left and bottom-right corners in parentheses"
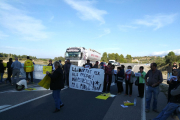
top-left (1, 58), bottom-right (180, 118)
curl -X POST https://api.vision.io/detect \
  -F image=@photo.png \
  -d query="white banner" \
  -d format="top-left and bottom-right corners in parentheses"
top-left (168, 76), bottom-right (178, 81)
top-left (126, 69), bottom-right (132, 74)
top-left (69, 65), bottom-right (104, 92)
top-left (135, 73), bottom-right (141, 77)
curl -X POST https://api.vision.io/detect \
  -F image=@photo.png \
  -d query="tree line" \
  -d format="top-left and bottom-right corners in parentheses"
top-left (0, 53), bottom-right (37, 60)
top-left (101, 52), bottom-right (132, 63)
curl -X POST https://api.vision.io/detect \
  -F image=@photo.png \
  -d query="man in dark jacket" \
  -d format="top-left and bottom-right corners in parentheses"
top-left (93, 61), bottom-right (99, 68)
top-left (6, 58), bottom-right (13, 83)
top-left (154, 74), bottom-right (180, 120)
top-left (116, 65), bottom-right (125, 94)
top-left (64, 59), bottom-right (71, 87)
top-left (46, 61), bottom-right (64, 113)
top-left (85, 60), bottom-right (92, 68)
top-left (0, 60), bottom-right (5, 83)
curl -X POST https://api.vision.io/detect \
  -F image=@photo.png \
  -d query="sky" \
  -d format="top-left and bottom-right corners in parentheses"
top-left (0, 0), bottom-right (180, 58)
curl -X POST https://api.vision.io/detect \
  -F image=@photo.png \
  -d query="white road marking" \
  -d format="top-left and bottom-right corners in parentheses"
top-left (0, 87), bottom-right (68, 113)
top-left (0, 105), bottom-right (11, 110)
top-left (141, 87), bottom-right (146, 120)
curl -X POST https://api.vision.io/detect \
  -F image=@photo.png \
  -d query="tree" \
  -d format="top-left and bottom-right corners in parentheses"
top-left (108, 53), bottom-right (115, 61)
top-left (115, 53), bottom-right (119, 62)
top-left (101, 52), bottom-right (108, 62)
top-left (126, 54), bottom-right (132, 63)
top-left (165, 51), bottom-right (177, 64)
top-left (119, 54), bottom-right (125, 63)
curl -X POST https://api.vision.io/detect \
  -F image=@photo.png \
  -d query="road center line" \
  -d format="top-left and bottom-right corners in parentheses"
top-left (0, 87), bottom-right (67, 113)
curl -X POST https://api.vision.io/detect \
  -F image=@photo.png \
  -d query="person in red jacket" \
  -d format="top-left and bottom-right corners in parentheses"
top-left (103, 63), bottom-right (112, 92)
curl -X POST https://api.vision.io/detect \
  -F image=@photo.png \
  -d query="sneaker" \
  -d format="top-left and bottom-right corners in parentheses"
top-left (153, 109), bottom-right (159, 113)
top-left (146, 109), bottom-right (150, 113)
top-left (60, 104), bottom-right (64, 108)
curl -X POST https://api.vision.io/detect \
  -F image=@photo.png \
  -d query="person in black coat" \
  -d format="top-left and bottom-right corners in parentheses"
top-left (116, 65), bottom-right (125, 94)
top-left (6, 58), bottom-right (13, 83)
top-left (0, 60), bottom-right (5, 83)
top-left (46, 61), bottom-right (64, 113)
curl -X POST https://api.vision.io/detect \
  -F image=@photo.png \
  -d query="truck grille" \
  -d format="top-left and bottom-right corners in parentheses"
top-left (71, 62), bottom-right (78, 66)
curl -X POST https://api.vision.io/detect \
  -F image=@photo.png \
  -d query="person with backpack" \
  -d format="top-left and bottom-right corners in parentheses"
top-left (137, 66), bottom-right (146, 98)
top-left (116, 65), bottom-right (125, 94)
top-left (125, 66), bottom-right (135, 96)
top-left (103, 63), bottom-right (112, 92)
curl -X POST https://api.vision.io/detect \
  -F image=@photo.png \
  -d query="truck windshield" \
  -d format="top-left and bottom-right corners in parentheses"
top-left (65, 52), bottom-right (81, 60)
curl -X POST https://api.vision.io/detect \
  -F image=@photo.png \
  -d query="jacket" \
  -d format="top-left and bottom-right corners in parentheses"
top-left (0, 63), bottom-right (4, 73)
top-left (24, 59), bottom-right (34, 72)
top-left (125, 71), bottom-right (135, 83)
top-left (170, 83), bottom-right (180, 104)
top-left (116, 69), bottom-right (125, 82)
top-left (64, 63), bottom-right (71, 74)
top-left (48, 67), bottom-right (64, 90)
top-left (138, 71), bottom-right (146, 83)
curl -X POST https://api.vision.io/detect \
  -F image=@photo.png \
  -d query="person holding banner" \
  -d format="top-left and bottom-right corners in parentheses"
top-left (64, 59), bottom-right (71, 87)
top-left (167, 70), bottom-right (178, 102)
top-left (103, 63), bottom-right (112, 92)
top-left (46, 61), bottom-right (64, 113)
top-left (125, 66), bottom-right (135, 96)
top-left (137, 66), bottom-right (146, 98)
top-left (116, 65), bottom-right (125, 94)
top-left (85, 60), bottom-right (93, 68)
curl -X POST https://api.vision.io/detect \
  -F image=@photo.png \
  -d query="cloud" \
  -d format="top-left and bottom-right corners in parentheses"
top-left (0, 1), bottom-right (48, 41)
top-left (98, 28), bottom-right (111, 38)
top-left (64, 0), bottom-right (107, 24)
top-left (0, 31), bottom-right (8, 39)
top-left (118, 25), bottom-right (137, 32)
top-left (151, 49), bottom-right (180, 56)
top-left (134, 13), bottom-right (178, 30)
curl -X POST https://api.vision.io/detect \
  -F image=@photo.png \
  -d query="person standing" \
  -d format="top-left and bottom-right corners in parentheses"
top-left (103, 63), bottom-right (112, 92)
top-left (137, 66), bottom-right (146, 98)
top-left (24, 56), bottom-right (34, 83)
top-left (46, 61), bottom-right (64, 113)
top-left (59, 60), bottom-right (62, 68)
top-left (172, 62), bottom-right (177, 75)
top-left (6, 58), bottom-right (13, 84)
top-left (0, 60), bottom-right (5, 83)
top-left (100, 62), bottom-right (105, 70)
top-left (145, 63), bottom-right (163, 113)
top-left (167, 64), bottom-right (172, 80)
top-left (85, 60), bottom-right (93, 68)
top-left (48, 59), bottom-right (55, 71)
top-left (11, 57), bottom-right (22, 85)
top-left (125, 66), bottom-right (135, 96)
top-left (64, 59), bottom-right (71, 87)
top-left (116, 65), bottom-right (125, 94)
top-left (93, 61), bottom-right (99, 68)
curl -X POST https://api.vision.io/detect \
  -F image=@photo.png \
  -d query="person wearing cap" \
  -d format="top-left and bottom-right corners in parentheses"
top-left (100, 62), bottom-right (104, 69)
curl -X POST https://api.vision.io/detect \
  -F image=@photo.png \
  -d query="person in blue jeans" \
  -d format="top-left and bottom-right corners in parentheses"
top-left (145, 63), bottom-right (163, 113)
top-left (153, 74), bottom-right (180, 120)
top-left (46, 61), bottom-right (64, 113)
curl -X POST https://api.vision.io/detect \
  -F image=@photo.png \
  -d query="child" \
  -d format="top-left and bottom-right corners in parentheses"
top-left (16, 78), bottom-right (29, 91)
top-left (125, 66), bottom-right (134, 96)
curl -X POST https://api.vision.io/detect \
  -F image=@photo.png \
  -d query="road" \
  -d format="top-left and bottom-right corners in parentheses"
top-left (0, 63), bottom-right (159, 120)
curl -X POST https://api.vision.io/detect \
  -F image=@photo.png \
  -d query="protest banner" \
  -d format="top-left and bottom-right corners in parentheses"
top-left (126, 69), bottom-right (132, 74)
top-left (69, 65), bottom-right (104, 92)
top-left (135, 73), bottom-right (141, 77)
top-left (43, 66), bottom-right (52, 74)
top-left (168, 76), bottom-right (178, 81)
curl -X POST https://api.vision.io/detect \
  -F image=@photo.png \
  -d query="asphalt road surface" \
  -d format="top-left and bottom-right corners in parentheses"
top-left (0, 63), bottom-right (148, 120)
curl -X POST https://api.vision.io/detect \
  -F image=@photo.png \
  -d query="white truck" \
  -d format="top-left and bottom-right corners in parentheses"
top-left (65, 47), bottom-right (101, 66)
